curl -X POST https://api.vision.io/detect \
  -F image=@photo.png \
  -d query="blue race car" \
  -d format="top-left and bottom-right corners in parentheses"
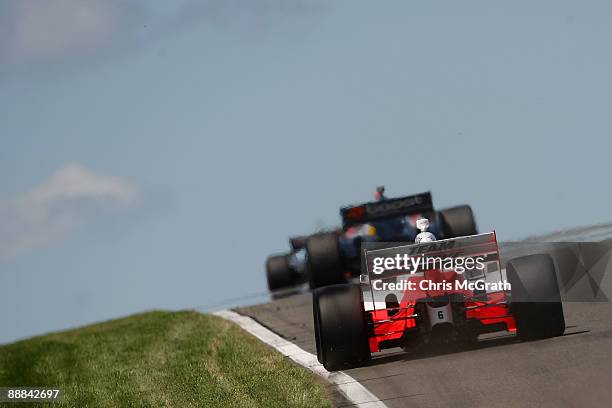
top-left (305, 187), bottom-right (478, 288)
top-left (266, 187), bottom-right (477, 291)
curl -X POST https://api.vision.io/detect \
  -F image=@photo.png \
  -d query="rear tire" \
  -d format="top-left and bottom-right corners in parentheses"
top-left (313, 284), bottom-right (370, 371)
top-left (306, 233), bottom-right (345, 289)
top-left (312, 295), bottom-right (323, 363)
top-left (439, 205), bottom-right (477, 238)
top-left (266, 254), bottom-right (294, 291)
top-left (507, 254), bottom-right (565, 340)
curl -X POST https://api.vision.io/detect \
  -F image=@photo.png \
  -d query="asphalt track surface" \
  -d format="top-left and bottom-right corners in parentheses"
top-left (238, 226), bottom-right (612, 408)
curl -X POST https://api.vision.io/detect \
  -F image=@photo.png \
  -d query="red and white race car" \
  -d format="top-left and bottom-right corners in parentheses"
top-left (312, 229), bottom-right (565, 371)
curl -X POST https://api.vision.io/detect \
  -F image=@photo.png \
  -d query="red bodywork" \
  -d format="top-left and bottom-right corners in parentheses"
top-left (364, 231), bottom-right (516, 353)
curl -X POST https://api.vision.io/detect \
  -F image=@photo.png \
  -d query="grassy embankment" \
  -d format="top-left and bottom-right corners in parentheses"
top-left (0, 311), bottom-right (331, 407)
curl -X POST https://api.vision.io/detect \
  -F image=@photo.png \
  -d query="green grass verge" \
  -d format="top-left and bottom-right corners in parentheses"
top-left (0, 311), bottom-right (332, 408)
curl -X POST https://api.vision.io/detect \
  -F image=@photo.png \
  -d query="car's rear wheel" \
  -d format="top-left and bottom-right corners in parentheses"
top-left (312, 294), bottom-right (323, 363)
top-left (313, 283), bottom-right (370, 371)
top-left (306, 233), bottom-right (345, 289)
top-left (507, 254), bottom-right (565, 340)
top-left (439, 205), bottom-right (477, 238)
top-left (266, 254), bottom-right (294, 291)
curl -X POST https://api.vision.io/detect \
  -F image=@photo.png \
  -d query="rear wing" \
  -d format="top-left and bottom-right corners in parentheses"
top-left (364, 232), bottom-right (499, 277)
top-left (341, 192), bottom-right (433, 228)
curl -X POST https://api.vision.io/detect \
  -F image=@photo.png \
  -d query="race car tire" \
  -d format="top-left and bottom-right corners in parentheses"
top-left (306, 232), bottom-right (345, 289)
top-left (313, 293), bottom-right (323, 363)
top-left (266, 254), bottom-right (295, 291)
top-left (313, 283), bottom-right (370, 371)
top-left (507, 254), bottom-right (565, 340)
top-left (439, 205), bottom-right (478, 238)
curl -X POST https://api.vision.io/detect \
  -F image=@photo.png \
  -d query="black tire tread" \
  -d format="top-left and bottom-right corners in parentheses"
top-left (266, 254), bottom-right (294, 291)
top-left (439, 205), bottom-right (477, 238)
top-left (306, 233), bottom-right (345, 289)
top-left (507, 254), bottom-right (565, 340)
top-left (313, 283), bottom-right (370, 371)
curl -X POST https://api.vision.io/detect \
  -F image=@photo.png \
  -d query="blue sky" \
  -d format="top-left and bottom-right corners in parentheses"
top-left (1, 0), bottom-right (610, 343)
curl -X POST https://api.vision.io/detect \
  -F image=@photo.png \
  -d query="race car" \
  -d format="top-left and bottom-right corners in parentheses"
top-left (305, 188), bottom-right (478, 289)
top-left (312, 226), bottom-right (566, 371)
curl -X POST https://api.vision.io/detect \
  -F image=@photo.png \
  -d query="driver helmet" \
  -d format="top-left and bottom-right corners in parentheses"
top-left (374, 186), bottom-right (386, 201)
